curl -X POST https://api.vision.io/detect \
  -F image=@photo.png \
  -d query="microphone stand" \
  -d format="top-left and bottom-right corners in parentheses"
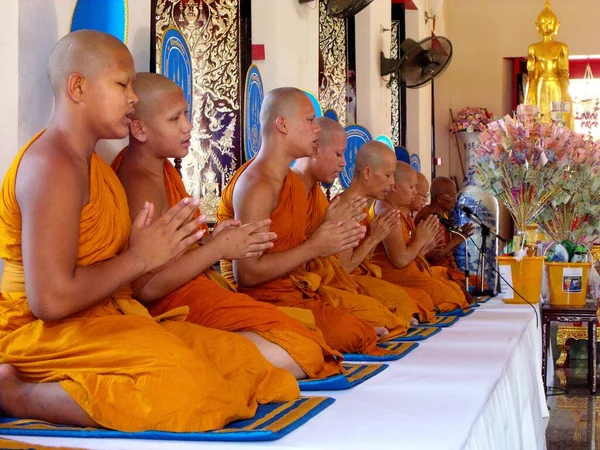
top-left (447, 229), bottom-right (470, 292)
top-left (464, 213), bottom-right (506, 297)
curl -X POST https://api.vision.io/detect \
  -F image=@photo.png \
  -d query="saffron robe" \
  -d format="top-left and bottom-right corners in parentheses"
top-left (112, 151), bottom-right (341, 379)
top-left (217, 162), bottom-right (409, 354)
top-left (372, 211), bottom-right (469, 312)
top-left (0, 132), bottom-right (298, 433)
top-left (415, 208), bottom-right (481, 288)
top-left (309, 190), bottom-right (436, 324)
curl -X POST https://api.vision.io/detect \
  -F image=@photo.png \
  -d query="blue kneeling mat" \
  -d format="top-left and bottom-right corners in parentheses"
top-left (387, 326), bottom-right (442, 342)
top-left (0, 396), bottom-right (334, 442)
top-left (420, 315), bottom-right (460, 328)
top-left (298, 363), bottom-right (388, 391)
top-left (437, 307), bottom-right (475, 317)
top-left (342, 341), bottom-right (419, 362)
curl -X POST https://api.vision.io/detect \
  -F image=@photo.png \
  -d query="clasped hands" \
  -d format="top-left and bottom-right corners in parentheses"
top-left (129, 198), bottom-right (277, 273)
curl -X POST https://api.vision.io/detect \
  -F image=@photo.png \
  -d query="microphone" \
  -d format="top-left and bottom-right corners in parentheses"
top-left (460, 205), bottom-right (479, 219)
top-left (459, 205), bottom-right (506, 242)
top-left (436, 213), bottom-right (461, 232)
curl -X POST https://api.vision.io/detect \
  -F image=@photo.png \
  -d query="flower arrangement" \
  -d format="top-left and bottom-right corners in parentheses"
top-left (450, 106), bottom-right (495, 133)
top-left (473, 105), bottom-right (600, 234)
top-left (537, 162), bottom-right (600, 243)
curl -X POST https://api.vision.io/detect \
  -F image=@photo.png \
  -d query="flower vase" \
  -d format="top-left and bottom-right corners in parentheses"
top-left (452, 186), bottom-right (501, 291)
top-left (452, 131), bottom-right (513, 293)
top-left (455, 131), bottom-right (481, 186)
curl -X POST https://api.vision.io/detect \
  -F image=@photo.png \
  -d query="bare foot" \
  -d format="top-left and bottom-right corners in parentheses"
top-left (374, 327), bottom-right (389, 340)
top-left (0, 364), bottom-right (21, 415)
top-left (0, 364), bottom-right (97, 427)
top-left (410, 317), bottom-right (419, 327)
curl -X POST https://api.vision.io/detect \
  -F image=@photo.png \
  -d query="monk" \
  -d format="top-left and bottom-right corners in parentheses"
top-left (372, 163), bottom-right (470, 312)
top-left (293, 122), bottom-right (436, 324)
top-left (114, 73), bottom-right (341, 380)
top-left (411, 172), bottom-right (477, 300)
top-left (0, 31), bottom-right (297, 432)
top-left (415, 176), bottom-right (476, 289)
top-left (217, 88), bottom-right (412, 354)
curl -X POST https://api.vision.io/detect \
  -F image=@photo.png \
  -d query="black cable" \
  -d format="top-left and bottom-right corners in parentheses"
top-left (467, 235), bottom-right (540, 328)
top-left (545, 386), bottom-right (568, 397)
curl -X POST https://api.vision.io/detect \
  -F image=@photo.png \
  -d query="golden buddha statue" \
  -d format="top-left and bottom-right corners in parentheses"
top-left (525, 0), bottom-right (573, 128)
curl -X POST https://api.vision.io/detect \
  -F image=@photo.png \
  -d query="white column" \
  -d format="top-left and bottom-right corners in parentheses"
top-left (354, 0), bottom-right (392, 137)
top-left (1, 1), bottom-right (20, 179)
top-left (252, 0), bottom-right (318, 94)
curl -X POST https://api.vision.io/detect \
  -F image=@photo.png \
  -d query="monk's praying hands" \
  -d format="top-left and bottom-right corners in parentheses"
top-left (368, 209), bottom-right (401, 243)
top-left (308, 221), bottom-right (366, 257)
top-left (324, 195), bottom-right (367, 223)
top-left (213, 219), bottom-right (277, 260)
top-left (129, 197), bottom-right (206, 271)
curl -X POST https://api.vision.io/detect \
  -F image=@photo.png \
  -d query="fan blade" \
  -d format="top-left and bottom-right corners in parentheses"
top-left (327, 0), bottom-right (375, 18)
top-left (398, 35), bottom-right (453, 89)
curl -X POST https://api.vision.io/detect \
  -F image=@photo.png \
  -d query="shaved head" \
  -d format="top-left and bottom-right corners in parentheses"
top-left (316, 116), bottom-right (345, 148)
top-left (48, 30), bottom-right (130, 96)
top-left (260, 87), bottom-right (310, 135)
top-left (416, 172), bottom-right (429, 193)
top-left (352, 141), bottom-right (397, 199)
top-left (393, 161), bottom-right (416, 183)
top-left (132, 72), bottom-right (182, 121)
top-left (430, 177), bottom-right (457, 198)
top-left (386, 161), bottom-right (417, 207)
top-left (409, 172), bottom-right (430, 211)
top-left (355, 141), bottom-right (396, 173)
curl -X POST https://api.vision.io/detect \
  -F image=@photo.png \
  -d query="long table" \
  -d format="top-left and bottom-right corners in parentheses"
top-left (2, 297), bottom-right (549, 450)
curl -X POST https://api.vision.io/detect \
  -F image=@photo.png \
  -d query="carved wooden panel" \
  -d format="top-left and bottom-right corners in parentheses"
top-left (319, 0), bottom-right (349, 126)
top-left (154, 0), bottom-right (243, 222)
top-left (391, 20), bottom-right (400, 147)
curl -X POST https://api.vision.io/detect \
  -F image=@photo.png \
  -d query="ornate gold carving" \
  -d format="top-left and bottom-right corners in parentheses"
top-left (155, 0), bottom-right (240, 222)
top-left (319, 0), bottom-right (348, 126)
top-left (390, 21), bottom-right (400, 147)
top-left (552, 395), bottom-right (599, 444)
top-left (556, 324), bottom-right (599, 367)
top-left (592, 244), bottom-right (600, 263)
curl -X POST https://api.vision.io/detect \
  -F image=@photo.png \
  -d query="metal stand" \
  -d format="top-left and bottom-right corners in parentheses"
top-left (462, 208), bottom-right (506, 297)
top-left (448, 229), bottom-right (470, 292)
top-left (472, 224), bottom-right (495, 297)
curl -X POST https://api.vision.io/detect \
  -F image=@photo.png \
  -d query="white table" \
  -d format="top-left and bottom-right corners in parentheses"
top-left (2, 297), bottom-right (549, 450)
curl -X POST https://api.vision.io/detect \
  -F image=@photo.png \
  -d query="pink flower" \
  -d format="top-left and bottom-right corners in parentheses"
top-left (450, 107), bottom-right (495, 133)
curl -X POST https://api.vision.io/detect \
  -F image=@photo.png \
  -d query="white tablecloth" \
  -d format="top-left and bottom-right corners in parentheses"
top-left (2, 297), bottom-right (549, 450)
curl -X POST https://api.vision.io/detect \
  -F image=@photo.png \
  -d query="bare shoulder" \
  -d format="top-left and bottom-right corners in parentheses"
top-left (334, 191), bottom-right (349, 206)
top-left (233, 164), bottom-right (279, 221)
top-left (415, 205), bottom-right (435, 223)
top-left (118, 165), bottom-right (167, 220)
top-left (16, 134), bottom-right (87, 209)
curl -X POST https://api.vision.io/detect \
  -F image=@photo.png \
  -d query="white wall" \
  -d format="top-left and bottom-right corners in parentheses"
top-left (251, 0), bottom-right (319, 94)
top-left (0, 2), bottom-right (19, 179)
top-left (0, 1), bottom-right (19, 276)
top-left (8, 0), bottom-right (151, 177)
top-left (438, 0), bottom-right (600, 182)
top-left (355, 0), bottom-right (391, 138)
top-left (404, 0), bottom-right (443, 182)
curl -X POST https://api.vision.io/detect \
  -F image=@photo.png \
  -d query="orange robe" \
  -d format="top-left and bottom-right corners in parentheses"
top-left (218, 162), bottom-right (410, 354)
top-left (112, 151), bottom-right (341, 379)
top-left (309, 190), bottom-right (436, 324)
top-left (372, 211), bottom-right (469, 312)
top-left (415, 208), bottom-right (481, 287)
top-left (0, 132), bottom-right (298, 432)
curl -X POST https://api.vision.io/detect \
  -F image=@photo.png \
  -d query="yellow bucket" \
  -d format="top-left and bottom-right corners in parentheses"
top-left (496, 256), bottom-right (544, 304)
top-left (545, 262), bottom-right (591, 306)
